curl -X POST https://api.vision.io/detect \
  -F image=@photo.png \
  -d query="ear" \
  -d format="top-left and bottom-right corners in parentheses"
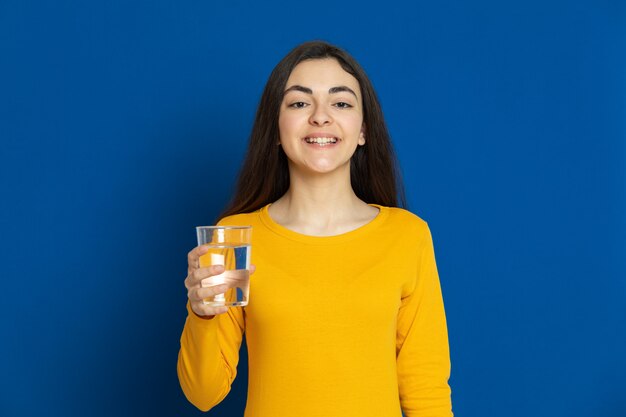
top-left (358, 125), bottom-right (366, 146)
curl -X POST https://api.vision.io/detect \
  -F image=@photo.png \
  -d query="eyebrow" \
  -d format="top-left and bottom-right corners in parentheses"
top-left (284, 85), bottom-right (358, 100)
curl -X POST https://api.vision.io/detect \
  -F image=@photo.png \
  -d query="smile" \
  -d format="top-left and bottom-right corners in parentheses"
top-left (303, 137), bottom-right (339, 146)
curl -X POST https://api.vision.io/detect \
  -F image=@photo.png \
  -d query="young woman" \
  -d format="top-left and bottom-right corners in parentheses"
top-left (178, 41), bottom-right (453, 417)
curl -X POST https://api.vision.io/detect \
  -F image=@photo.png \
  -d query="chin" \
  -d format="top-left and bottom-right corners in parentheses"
top-left (305, 162), bottom-right (348, 175)
top-left (289, 158), bottom-right (350, 176)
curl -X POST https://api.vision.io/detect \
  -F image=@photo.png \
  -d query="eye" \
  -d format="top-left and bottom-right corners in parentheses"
top-left (334, 102), bottom-right (353, 109)
top-left (288, 101), bottom-right (308, 109)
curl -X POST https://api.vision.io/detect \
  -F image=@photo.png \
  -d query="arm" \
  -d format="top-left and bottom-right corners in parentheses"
top-left (397, 224), bottom-right (453, 417)
top-left (177, 301), bottom-right (245, 411)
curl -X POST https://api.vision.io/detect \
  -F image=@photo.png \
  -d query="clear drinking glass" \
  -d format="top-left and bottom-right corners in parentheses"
top-left (196, 226), bottom-right (252, 307)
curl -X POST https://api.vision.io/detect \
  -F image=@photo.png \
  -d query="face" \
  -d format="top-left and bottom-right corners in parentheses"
top-left (278, 58), bottom-right (365, 176)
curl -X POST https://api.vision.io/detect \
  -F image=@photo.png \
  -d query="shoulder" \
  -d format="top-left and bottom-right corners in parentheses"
top-left (380, 206), bottom-right (433, 241)
top-left (383, 206), bottom-right (428, 228)
top-left (217, 207), bottom-right (264, 227)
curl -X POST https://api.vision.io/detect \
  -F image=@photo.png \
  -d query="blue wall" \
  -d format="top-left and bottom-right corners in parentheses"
top-left (1, 1), bottom-right (624, 416)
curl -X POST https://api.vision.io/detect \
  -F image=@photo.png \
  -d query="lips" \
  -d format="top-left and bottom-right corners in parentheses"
top-left (304, 136), bottom-right (338, 145)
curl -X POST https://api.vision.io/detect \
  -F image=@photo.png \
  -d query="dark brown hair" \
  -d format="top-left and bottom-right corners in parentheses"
top-left (220, 41), bottom-right (406, 219)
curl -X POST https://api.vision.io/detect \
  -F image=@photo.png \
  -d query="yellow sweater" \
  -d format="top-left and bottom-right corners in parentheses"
top-left (178, 205), bottom-right (453, 416)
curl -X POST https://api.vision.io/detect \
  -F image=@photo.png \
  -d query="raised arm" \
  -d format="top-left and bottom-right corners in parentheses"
top-left (177, 245), bottom-right (246, 411)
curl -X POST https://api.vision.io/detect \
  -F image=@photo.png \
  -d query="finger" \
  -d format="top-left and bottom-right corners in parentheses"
top-left (188, 283), bottom-right (229, 302)
top-left (188, 282), bottom-right (232, 303)
top-left (191, 265), bottom-right (225, 283)
top-left (187, 245), bottom-right (209, 267)
top-left (249, 264), bottom-right (256, 275)
top-left (185, 265), bottom-right (225, 290)
top-left (184, 272), bottom-right (201, 290)
top-left (192, 284), bottom-right (231, 302)
top-left (192, 303), bottom-right (229, 317)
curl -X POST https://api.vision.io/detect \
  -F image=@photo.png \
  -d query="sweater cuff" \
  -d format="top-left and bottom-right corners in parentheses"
top-left (186, 301), bottom-right (220, 329)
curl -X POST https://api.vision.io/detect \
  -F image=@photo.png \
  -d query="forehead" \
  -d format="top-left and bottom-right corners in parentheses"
top-left (285, 59), bottom-right (361, 95)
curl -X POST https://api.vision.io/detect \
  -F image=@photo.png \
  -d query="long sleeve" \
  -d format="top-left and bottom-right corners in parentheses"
top-left (396, 224), bottom-right (453, 417)
top-left (178, 206), bottom-right (452, 416)
top-left (177, 301), bottom-right (245, 411)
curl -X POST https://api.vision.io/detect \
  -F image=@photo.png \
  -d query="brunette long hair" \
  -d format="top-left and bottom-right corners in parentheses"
top-left (219, 41), bottom-right (406, 219)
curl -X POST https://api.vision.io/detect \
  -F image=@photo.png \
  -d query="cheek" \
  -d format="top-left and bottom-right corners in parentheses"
top-left (349, 112), bottom-right (364, 127)
top-left (345, 116), bottom-right (364, 140)
top-left (278, 112), bottom-right (297, 141)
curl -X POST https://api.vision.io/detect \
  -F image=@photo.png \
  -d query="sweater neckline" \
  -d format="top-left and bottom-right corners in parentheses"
top-left (258, 203), bottom-right (388, 244)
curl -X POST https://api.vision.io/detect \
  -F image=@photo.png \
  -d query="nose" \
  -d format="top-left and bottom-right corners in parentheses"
top-left (308, 104), bottom-right (332, 126)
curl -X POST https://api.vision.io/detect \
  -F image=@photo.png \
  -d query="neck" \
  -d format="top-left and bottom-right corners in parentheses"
top-left (269, 164), bottom-right (377, 235)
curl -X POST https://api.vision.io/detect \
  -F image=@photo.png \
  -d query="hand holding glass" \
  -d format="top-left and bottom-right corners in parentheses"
top-left (196, 226), bottom-right (252, 307)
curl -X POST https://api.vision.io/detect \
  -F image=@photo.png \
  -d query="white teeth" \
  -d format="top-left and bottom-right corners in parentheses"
top-left (304, 137), bottom-right (338, 144)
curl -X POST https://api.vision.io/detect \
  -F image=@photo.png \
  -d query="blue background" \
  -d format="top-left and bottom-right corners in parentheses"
top-left (1, 0), bottom-right (625, 416)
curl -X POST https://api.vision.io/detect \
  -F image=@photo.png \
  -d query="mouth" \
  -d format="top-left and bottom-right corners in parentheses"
top-left (303, 136), bottom-right (339, 147)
